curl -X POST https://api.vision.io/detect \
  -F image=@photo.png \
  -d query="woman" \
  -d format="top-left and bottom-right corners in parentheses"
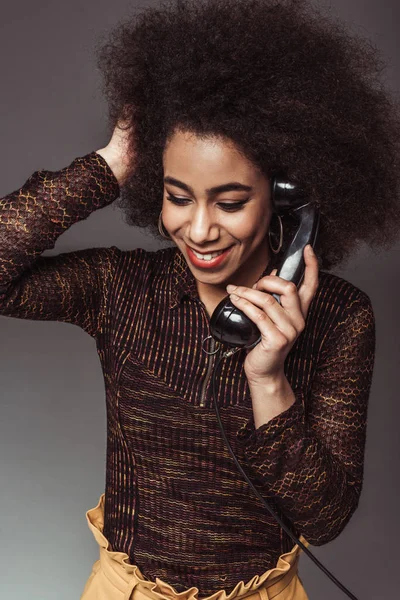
top-left (1, 0), bottom-right (399, 599)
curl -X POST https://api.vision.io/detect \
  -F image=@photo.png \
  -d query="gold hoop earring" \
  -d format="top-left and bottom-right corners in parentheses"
top-left (268, 213), bottom-right (283, 254)
top-left (158, 211), bottom-right (172, 240)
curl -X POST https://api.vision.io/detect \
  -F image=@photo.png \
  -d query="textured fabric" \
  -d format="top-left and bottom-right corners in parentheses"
top-left (80, 493), bottom-right (309, 600)
top-left (0, 152), bottom-right (376, 597)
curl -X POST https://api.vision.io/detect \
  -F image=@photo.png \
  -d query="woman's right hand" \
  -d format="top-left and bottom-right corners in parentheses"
top-left (96, 117), bottom-right (136, 187)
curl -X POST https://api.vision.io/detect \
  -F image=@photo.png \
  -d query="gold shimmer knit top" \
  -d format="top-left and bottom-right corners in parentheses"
top-left (0, 152), bottom-right (376, 596)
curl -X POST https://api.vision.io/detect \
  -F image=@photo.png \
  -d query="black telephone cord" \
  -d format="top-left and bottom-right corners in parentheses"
top-left (211, 352), bottom-right (360, 600)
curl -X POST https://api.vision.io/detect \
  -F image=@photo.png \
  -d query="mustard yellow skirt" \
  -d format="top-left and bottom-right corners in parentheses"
top-left (80, 494), bottom-right (309, 600)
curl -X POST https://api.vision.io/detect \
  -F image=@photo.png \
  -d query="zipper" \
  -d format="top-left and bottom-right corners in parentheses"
top-left (200, 335), bottom-right (217, 407)
top-left (198, 301), bottom-right (220, 408)
top-left (197, 301), bottom-right (242, 407)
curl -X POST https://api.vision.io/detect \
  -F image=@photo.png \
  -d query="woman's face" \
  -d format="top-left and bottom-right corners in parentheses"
top-left (162, 129), bottom-right (273, 294)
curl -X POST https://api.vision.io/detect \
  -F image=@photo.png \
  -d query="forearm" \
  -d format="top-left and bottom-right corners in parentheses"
top-left (0, 152), bottom-right (119, 293)
top-left (238, 393), bottom-right (362, 544)
top-left (238, 280), bottom-right (375, 545)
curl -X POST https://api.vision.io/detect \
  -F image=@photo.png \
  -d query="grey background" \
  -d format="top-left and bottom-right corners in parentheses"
top-left (0, 1), bottom-right (399, 598)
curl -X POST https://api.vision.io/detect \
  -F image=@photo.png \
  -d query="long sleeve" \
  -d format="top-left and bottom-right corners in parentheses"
top-left (0, 151), bottom-right (121, 338)
top-left (236, 289), bottom-right (376, 545)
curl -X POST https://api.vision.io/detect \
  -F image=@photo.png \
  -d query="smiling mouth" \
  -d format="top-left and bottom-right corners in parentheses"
top-left (185, 244), bottom-right (235, 267)
top-left (186, 244), bottom-right (233, 256)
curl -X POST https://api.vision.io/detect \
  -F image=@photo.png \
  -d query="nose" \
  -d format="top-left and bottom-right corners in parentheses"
top-left (187, 205), bottom-right (220, 245)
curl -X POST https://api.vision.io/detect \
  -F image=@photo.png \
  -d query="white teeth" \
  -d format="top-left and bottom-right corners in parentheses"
top-left (192, 248), bottom-right (226, 261)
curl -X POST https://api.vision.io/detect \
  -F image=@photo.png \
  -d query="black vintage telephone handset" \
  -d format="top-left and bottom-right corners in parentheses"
top-left (205, 179), bottom-right (360, 599)
top-left (209, 177), bottom-right (319, 349)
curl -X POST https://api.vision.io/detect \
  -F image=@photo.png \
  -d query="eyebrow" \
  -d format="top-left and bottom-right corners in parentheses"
top-left (163, 176), bottom-right (253, 196)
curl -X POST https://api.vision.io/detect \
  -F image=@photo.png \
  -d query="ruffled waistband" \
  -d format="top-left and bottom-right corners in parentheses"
top-left (85, 493), bottom-right (309, 600)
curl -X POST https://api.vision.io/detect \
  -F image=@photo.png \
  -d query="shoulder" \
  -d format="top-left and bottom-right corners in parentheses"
top-left (109, 245), bottom-right (176, 274)
top-left (308, 270), bottom-right (375, 341)
top-left (315, 270), bottom-right (373, 313)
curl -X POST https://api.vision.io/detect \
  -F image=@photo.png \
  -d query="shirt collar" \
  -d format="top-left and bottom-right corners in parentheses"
top-left (168, 246), bottom-right (275, 310)
top-left (169, 248), bottom-right (200, 308)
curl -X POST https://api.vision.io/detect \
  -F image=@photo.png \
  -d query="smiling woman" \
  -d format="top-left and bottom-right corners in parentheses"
top-left (1, 0), bottom-right (399, 599)
top-left (83, 1), bottom-right (398, 594)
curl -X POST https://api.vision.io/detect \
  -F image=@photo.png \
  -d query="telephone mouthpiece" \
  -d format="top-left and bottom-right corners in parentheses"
top-left (209, 297), bottom-right (261, 348)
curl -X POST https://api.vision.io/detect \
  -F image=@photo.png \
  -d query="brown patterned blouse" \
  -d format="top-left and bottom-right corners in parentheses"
top-left (0, 152), bottom-right (376, 596)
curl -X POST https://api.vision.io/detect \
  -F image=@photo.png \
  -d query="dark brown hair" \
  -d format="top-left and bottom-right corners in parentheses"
top-left (96, 0), bottom-right (400, 270)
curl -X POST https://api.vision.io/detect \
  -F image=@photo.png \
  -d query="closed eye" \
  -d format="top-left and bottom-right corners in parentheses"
top-left (165, 193), bottom-right (249, 211)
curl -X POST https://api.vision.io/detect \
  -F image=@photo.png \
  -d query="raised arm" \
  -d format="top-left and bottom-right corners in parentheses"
top-left (0, 121), bottom-right (135, 338)
top-left (236, 286), bottom-right (376, 545)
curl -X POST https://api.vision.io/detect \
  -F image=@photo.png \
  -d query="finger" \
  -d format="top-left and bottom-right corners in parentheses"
top-left (243, 277), bottom-right (303, 320)
top-left (246, 275), bottom-right (298, 297)
top-left (228, 286), bottom-right (304, 338)
top-left (298, 245), bottom-right (319, 314)
top-left (253, 247), bottom-right (318, 311)
top-left (253, 268), bottom-right (277, 289)
top-left (229, 291), bottom-right (292, 347)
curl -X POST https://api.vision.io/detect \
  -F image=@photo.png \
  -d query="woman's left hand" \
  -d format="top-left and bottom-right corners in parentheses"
top-left (226, 245), bottom-right (319, 385)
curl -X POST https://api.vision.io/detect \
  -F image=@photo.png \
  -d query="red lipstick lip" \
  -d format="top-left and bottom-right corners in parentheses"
top-left (185, 243), bottom-right (234, 269)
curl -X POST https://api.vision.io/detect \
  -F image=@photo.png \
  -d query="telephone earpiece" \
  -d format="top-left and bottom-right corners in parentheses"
top-left (271, 176), bottom-right (308, 212)
top-left (209, 176), bottom-right (320, 349)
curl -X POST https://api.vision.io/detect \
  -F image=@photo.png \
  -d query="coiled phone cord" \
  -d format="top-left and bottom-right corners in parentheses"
top-left (210, 349), bottom-right (359, 600)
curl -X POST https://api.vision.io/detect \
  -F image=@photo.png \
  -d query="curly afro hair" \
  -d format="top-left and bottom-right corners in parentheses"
top-left (96, 0), bottom-right (400, 270)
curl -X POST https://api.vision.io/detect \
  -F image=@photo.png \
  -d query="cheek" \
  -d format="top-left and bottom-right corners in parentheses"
top-left (234, 209), bottom-right (270, 240)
